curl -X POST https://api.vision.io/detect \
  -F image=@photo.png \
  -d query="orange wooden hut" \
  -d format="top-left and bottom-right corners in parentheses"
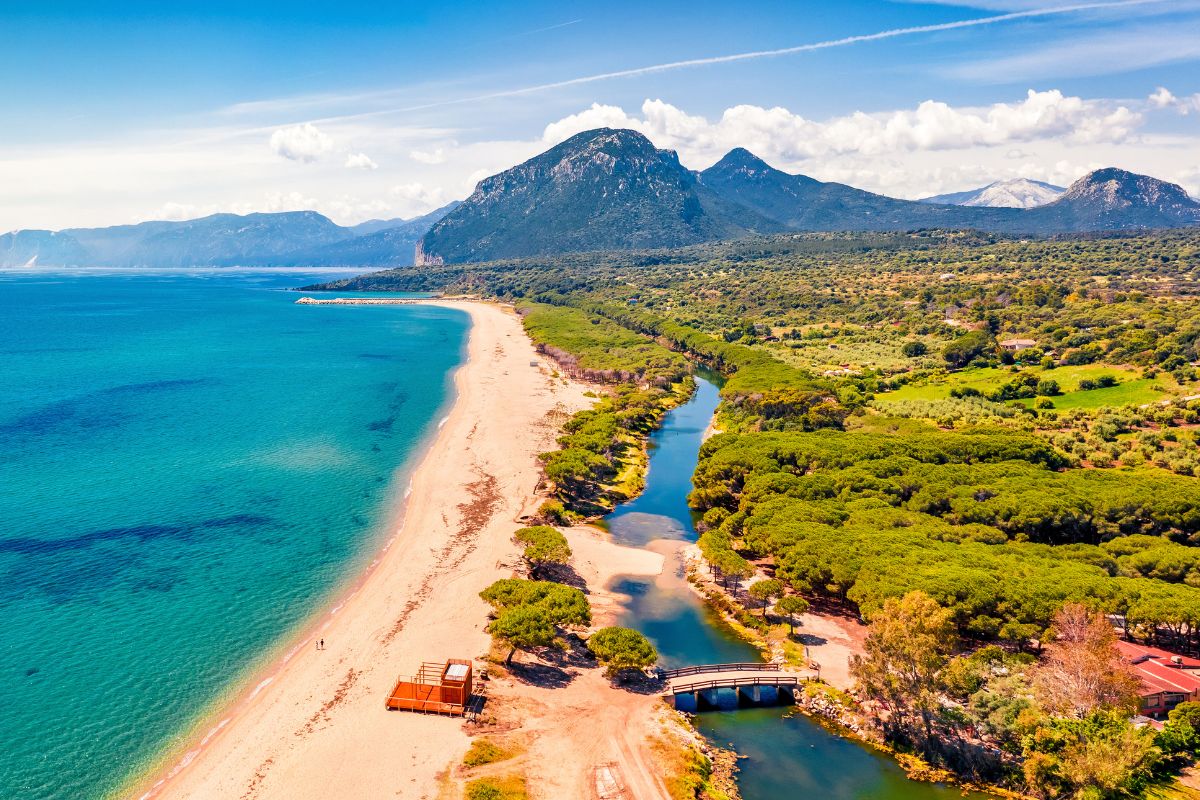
top-left (386, 659), bottom-right (473, 715)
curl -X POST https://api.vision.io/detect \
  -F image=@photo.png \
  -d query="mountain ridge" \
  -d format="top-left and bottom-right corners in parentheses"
top-left (418, 129), bottom-right (779, 265)
top-left (5, 129), bottom-right (1199, 268)
top-left (418, 129), bottom-right (1200, 264)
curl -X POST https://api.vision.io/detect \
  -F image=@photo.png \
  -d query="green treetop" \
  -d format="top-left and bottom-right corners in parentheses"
top-left (587, 626), bottom-right (658, 680)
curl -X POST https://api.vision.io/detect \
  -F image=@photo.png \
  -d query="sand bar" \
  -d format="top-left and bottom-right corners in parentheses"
top-left (132, 300), bottom-right (593, 800)
top-left (294, 296), bottom-right (423, 305)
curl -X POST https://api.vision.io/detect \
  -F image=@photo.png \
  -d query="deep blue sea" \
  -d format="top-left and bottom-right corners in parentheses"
top-left (0, 271), bottom-right (467, 799)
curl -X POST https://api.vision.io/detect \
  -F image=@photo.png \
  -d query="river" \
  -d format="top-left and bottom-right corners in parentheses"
top-left (605, 375), bottom-right (991, 799)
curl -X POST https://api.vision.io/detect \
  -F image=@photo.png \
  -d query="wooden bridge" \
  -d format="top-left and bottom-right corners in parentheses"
top-left (660, 663), bottom-right (809, 710)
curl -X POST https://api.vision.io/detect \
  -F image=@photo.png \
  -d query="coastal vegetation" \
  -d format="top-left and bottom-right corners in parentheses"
top-left (516, 301), bottom-right (703, 516)
top-left (512, 526), bottom-right (571, 579)
top-left (519, 302), bottom-right (688, 386)
top-left (464, 774), bottom-right (528, 800)
top-left (341, 229), bottom-right (1200, 797)
top-left (849, 598), bottom-right (1200, 797)
top-left (463, 738), bottom-right (516, 768)
top-left (479, 579), bottom-right (590, 663)
top-left (586, 626), bottom-right (658, 679)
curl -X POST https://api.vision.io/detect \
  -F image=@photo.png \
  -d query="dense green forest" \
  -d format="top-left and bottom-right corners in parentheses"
top-left (690, 428), bottom-right (1200, 647)
top-left (317, 230), bottom-right (1200, 797)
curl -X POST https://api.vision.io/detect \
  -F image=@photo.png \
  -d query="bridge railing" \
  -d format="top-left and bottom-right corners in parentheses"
top-left (660, 662), bottom-right (782, 679)
top-left (668, 675), bottom-right (801, 693)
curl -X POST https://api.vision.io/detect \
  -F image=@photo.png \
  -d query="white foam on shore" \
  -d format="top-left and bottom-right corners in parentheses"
top-left (248, 677), bottom-right (274, 701)
top-left (200, 719), bottom-right (230, 746)
top-left (281, 641), bottom-right (304, 664)
top-left (437, 414), bottom-right (450, 429)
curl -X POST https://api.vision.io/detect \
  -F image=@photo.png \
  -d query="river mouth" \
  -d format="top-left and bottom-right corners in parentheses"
top-left (603, 375), bottom-right (992, 800)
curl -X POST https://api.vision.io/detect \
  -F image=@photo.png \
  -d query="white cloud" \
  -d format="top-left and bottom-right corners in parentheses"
top-left (544, 91), bottom-right (1142, 167)
top-left (156, 201), bottom-right (206, 221)
top-left (542, 104), bottom-right (639, 142)
top-left (269, 123), bottom-right (334, 162)
top-left (249, 190), bottom-right (321, 213)
top-left (344, 152), bottom-right (378, 169)
top-left (409, 146), bottom-right (450, 164)
top-left (155, 192), bottom-right (394, 224)
top-left (1148, 86), bottom-right (1200, 114)
top-left (1179, 166), bottom-right (1200, 198)
top-left (388, 182), bottom-right (448, 214)
top-left (1149, 86), bottom-right (1177, 108)
top-left (465, 168), bottom-right (496, 187)
top-left (320, 195), bottom-right (393, 220)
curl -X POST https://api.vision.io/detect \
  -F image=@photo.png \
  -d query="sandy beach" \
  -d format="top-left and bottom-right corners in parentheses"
top-left (468, 526), bottom-right (676, 800)
top-left (133, 300), bottom-right (599, 800)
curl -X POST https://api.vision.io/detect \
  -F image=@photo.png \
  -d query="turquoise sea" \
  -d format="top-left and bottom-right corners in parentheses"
top-left (0, 271), bottom-right (468, 799)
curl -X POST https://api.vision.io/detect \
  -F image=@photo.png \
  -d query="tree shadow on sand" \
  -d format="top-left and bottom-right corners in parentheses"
top-left (508, 660), bottom-right (576, 689)
top-left (508, 636), bottom-right (593, 689)
top-left (533, 562), bottom-right (589, 593)
top-left (606, 670), bottom-right (667, 696)
top-left (794, 632), bottom-right (828, 647)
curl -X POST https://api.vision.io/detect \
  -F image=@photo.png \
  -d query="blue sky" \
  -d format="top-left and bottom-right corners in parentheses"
top-left (2, 0), bottom-right (1198, 229)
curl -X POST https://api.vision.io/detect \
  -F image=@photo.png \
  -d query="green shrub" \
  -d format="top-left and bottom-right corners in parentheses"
top-left (465, 775), bottom-right (527, 800)
top-left (587, 626), bottom-right (658, 678)
top-left (513, 526), bottom-right (571, 577)
top-left (463, 739), bottom-right (512, 768)
top-left (1036, 379), bottom-right (1060, 396)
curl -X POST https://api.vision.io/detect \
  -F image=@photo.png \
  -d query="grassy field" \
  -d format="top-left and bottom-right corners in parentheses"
top-left (1033, 377), bottom-right (1170, 411)
top-left (765, 334), bottom-right (944, 374)
top-left (876, 364), bottom-right (1178, 411)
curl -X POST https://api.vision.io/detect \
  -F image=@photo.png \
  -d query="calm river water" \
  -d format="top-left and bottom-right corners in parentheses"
top-left (605, 376), bottom-right (991, 799)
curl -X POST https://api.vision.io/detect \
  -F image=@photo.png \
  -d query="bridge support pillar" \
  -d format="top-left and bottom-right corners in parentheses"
top-left (736, 685), bottom-right (761, 706)
top-left (695, 690), bottom-right (716, 711)
top-left (778, 684), bottom-right (797, 705)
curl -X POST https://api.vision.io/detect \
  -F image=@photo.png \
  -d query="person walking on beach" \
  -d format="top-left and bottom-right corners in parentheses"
top-left (319, 639), bottom-right (325, 650)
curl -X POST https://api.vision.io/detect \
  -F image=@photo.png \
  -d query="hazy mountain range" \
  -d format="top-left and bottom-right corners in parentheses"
top-left (3, 128), bottom-right (1199, 269)
top-left (921, 178), bottom-right (1065, 209)
top-left (0, 203), bottom-right (459, 269)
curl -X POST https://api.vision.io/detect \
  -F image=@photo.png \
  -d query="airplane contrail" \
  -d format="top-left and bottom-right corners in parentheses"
top-left (514, 18), bottom-right (584, 37)
top-left (306, 0), bottom-right (1161, 125)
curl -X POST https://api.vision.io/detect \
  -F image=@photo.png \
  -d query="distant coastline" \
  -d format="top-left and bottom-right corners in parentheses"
top-left (294, 296), bottom-right (423, 305)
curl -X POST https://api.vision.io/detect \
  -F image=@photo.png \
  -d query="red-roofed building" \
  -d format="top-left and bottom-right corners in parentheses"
top-left (1115, 640), bottom-right (1200, 718)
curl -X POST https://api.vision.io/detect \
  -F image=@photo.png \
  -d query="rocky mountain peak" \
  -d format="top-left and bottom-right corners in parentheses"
top-left (922, 178), bottom-right (1064, 209)
top-left (707, 147), bottom-right (775, 177)
top-left (1060, 168), bottom-right (1196, 211)
top-left (419, 127), bottom-right (740, 264)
